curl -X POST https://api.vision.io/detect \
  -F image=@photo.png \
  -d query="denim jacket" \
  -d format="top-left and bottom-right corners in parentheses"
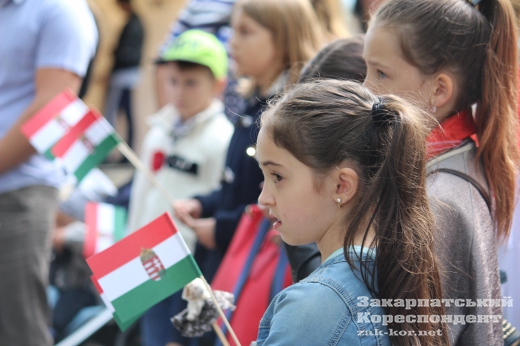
top-left (255, 246), bottom-right (391, 346)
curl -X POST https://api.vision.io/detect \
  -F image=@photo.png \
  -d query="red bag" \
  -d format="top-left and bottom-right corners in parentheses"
top-left (211, 205), bottom-right (292, 346)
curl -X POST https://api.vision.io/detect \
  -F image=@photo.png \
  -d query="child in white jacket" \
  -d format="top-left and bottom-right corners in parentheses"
top-left (127, 30), bottom-right (233, 346)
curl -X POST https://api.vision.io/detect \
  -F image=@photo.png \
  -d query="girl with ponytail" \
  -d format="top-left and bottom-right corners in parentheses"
top-left (363, 0), bottom-right (519, 344)
top-left (255, 79), bottom-right (448, 345)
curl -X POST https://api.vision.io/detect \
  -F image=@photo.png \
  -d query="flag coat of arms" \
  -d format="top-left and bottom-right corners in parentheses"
top-left (21, 90), bottom-right (89, 159)
top-left (140, 248), bottom-right (166, 281)
top-left (87, 213), bottom-right (202, 324)
top-left (51, 108), bottom-right (119, 182)
top-left (84, 202), bottom-right (127, 258)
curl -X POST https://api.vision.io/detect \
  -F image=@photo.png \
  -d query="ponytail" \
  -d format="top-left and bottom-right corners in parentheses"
top-left (374, 0), bottom-right (520, 242)
top-left (476, 0), bottom-right (519, 241)
top-left (344, 96), bottom-right (448, 346)
top-left (261, 80), bottom-right (448, 346)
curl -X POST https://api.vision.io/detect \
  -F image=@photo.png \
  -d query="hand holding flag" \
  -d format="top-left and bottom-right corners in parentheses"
top-left (51, 108), bottom-right (119, 182)
top-left (20, 90), bottom-right (89, 159)
top-left (20, 90), bottom-right (119, 183)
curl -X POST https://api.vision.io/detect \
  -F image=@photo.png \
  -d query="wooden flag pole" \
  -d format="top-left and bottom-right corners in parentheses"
top-left (116, 140), bottom-right (242, 346)
top-left (200, 276), bottom-right (241, 346)
top-left (213, 323), bottom-right (230, 346)
top-left (117, 141), bottom-right (176, 206)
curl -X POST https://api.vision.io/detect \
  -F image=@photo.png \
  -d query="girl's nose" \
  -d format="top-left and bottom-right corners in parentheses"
top-left (258, 185), bottom-right (274, 207)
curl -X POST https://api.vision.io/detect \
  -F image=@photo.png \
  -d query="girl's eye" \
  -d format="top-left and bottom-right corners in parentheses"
top-left (271, 173), bottom-right (283, 183)
top-left (378, 70), bottom-right (387, 79)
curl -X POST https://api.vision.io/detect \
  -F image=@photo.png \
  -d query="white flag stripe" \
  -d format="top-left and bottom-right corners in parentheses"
top-left (98, 233), bottom-right (190, 301)
top-left (100, 292), bottom-right (115, 313)
top-left (59, 119), bottom-right (113, 173)
top-left (97, 203), bottom-right (115, 234)
top-left (85, 119), bottom-right (114, 146)
top-left (30, 99), bottom-right (88, 152)
top-left (62, 140), bottom-right (90, 173)
top-left (97, 236), bottom-right (114, 254)
top-left (30, 120), bottom-right (66, 152)
top-left (60, 99), bottom-right (88, 124)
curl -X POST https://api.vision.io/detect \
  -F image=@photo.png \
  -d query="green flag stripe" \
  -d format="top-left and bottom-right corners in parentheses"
top-left (43, 147), bottom-right (55, 160)
top-left (113, 208), bottom-right (127, 242)
top-left (74, 135), bottom-right (119, 182)
top-left (111, 255), bottom-right (202, 323)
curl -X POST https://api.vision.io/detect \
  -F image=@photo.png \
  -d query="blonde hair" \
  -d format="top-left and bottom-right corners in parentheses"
top-left (310, 0), bottom-right (350, 40)
top-left (235, 0), bottom-right (325, 96)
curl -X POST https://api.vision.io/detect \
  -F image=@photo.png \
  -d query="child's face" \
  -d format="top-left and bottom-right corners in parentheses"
top-left (230, 10), bottom-right (281, 80)
top-left (257, 129), bottom-right (338, 246)
top-left (166, 63), bottom-right (221, 120)
top-left (362, 23), bottom-right (433, 108)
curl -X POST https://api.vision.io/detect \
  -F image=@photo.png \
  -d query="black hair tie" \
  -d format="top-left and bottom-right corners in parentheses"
top-left (371, 99), bottom-right (392, 126)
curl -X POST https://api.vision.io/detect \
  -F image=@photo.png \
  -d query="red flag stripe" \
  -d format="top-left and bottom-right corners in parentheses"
top-left (86, 213), bottom-right (178, 279)
top-left (83, 202), bottom-right (98, 258)
top-left (51, 110), bottom-right (100, 158)
top-left (21, 90), bottom-right (77, 138)
top-left (91, 275), bottom-right (103, 294)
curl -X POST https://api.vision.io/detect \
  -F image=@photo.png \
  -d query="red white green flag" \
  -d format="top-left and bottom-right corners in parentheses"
top-left (51, 108), bottom-right (119, 182)
top-left (20, 90), bottom-right (89, 159)
top-left (84, 202), bottom-right (127, 258)
top-left (86, 213), bottom-right (202, 324)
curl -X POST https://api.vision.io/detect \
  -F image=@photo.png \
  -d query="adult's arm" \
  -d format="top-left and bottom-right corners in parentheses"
top-left (0, 69), bottom-right (81, 174)
top-left (0, 1), bottom-right (96, 174)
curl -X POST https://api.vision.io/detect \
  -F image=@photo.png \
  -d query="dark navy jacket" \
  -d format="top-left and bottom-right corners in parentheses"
top-left (194, 96), bottom-right (266, 282)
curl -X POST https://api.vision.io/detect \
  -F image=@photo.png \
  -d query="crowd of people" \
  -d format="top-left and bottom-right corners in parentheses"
top-left (0, 0), bottom-right (520, 345)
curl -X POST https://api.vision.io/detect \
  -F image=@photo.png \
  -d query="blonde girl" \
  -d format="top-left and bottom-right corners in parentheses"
top-left (174, 0), bottom-right (324, 295)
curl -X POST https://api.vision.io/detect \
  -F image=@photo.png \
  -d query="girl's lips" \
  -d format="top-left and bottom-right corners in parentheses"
top-left (273, 219), bottom-right (282, 229)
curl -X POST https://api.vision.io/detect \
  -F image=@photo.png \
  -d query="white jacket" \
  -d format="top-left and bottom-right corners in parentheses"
top-left (128, 100), bottom-right (233, 252)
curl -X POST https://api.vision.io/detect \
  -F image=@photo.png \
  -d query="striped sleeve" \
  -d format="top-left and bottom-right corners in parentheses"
top-left (158, 0), bottom-right (235, 54)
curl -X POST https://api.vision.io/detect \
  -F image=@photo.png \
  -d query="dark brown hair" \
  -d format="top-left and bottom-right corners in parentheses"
top-left (299, 35), bottom-right (366, 83)
top-left (261, 80), bottom-right (448, 345)
top-left (373, 0), bottom-right (519, 242)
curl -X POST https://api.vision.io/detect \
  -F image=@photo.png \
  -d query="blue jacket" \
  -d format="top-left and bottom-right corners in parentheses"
top-left (193, 96), bottom-right (266, 281)
top-left (256, 247), bottom-right (392, 346)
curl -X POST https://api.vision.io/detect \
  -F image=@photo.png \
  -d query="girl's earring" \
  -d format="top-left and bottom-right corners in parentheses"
top-left (430, 103), bottom-right (437, 113)
top-left (337, 198), bottom-right (342, 208)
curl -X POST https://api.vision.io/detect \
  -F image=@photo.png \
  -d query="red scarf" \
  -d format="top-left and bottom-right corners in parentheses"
top-left (426, 109), bottom-right (477, 160)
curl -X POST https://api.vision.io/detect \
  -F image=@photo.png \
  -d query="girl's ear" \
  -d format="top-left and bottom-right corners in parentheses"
top-left (429, 72), bottom-right (454, 111)
top-left (333, 167), bottom-right (359, 206)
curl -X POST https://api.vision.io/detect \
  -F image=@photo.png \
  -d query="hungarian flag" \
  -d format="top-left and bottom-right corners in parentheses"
top-left (51, 108), bottom-right (119, 182)
top-left (84, 202), bottom-right (127, 258)
top-left (86, 213), bottom-right (202, 324)
top-left (21, 90), bottom-right (89, 159)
